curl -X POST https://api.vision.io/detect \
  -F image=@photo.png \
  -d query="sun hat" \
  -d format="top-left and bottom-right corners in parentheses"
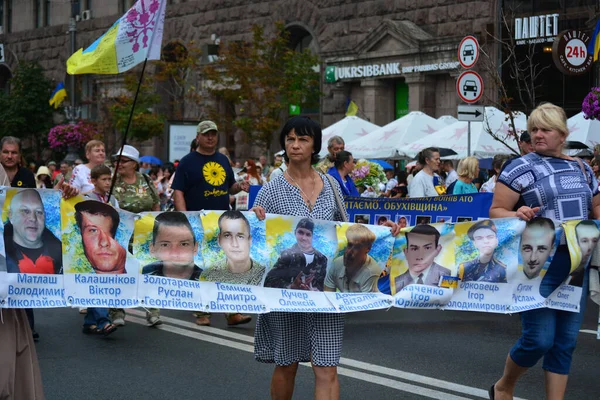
top-left (36, 166), bottom-right (51, 178)
top-left (113, 144), bottom-right (140, 163)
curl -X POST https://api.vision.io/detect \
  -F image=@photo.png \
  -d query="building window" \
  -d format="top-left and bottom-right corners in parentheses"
top-left (44, 0), bottom-right (50, 26)
top-left (35, 0), bottom-right (43, 28)
top-left (6, 0), bottom-right (12, 33)
top-left (0, 2), bottom-right (4, 34)
top-left (120, 0), bottom-right (134, 14)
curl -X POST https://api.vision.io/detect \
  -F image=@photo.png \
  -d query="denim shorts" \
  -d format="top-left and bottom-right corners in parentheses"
top-left (510, 246), bottom-right (588, 375)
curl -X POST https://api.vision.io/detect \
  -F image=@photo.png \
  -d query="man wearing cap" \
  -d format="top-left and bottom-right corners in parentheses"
top-left (172, 120), bottom-right (251, 326)
top-left (518, 131), bottom-right (533, 156)
top-left (172, 121), bottom-right (249, 212)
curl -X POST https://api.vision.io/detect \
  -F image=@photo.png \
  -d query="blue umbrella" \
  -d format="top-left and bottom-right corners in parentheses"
top-left (140, 155), bottom-right (162, 165)
top-left (371, 159), bottom-right (394, 170)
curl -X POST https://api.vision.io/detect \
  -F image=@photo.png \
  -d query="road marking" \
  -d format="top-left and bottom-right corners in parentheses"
top-left (580, 329), bottom-right (598, 335)
top-left (126, 311), bottom-right (527, 400)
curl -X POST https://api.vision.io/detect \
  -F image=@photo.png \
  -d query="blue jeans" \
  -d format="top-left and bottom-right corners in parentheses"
top-left (510, 246), bottom-right (589, 375)
top-left (83, 307), bottom-right (111, 329)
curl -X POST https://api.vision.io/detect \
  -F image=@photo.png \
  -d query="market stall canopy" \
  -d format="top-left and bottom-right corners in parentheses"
top-left (437, 115), bottom-right (458, 126)
top-left (398, 107), bottom-right (525, 159)
top-left (567, 112), bottom-right (600, 149)
top-left (346, 111), bottom-right (443, 159)
top-left (320, 116), bottom-right (380, 157)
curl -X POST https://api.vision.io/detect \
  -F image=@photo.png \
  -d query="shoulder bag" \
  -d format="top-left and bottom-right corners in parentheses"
top-left (325, 174), bottom-right (349, 222)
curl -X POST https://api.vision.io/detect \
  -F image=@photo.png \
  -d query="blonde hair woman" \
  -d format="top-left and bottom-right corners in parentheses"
top-left (451, 156), bottom-right (479, 194)
top-left (489, 103), bottom-right (600, 399)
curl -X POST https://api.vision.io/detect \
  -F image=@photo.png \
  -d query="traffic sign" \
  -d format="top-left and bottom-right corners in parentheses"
top-left (457, 105), bottom-right (484, 122)
top-left (456, 71), bottom-right (484, 104)
top-left (458, 36), bottom-right (479, 69)
top-left (0, 44), bottom-right (4, 63)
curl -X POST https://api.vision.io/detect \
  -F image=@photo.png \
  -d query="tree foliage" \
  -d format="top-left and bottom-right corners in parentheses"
top-left (105, 71), bottom-right (165, 142)
top-left (154, 40), bottom-right (204, 120)
top-left (0, 61), bottom-right (54, 155)
top-left (203, 22), bottom-right (321, 150)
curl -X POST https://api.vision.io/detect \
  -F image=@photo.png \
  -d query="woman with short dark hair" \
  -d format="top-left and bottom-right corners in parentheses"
top-left (251, 116), bottom-right (348, 399)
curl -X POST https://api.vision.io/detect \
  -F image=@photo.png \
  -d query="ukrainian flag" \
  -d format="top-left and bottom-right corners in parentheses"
top-left (588, 18), bottom-right (600, 62)
top-left (49, 82), bottom-right (67, 109)
top-left (67, 0), bottom-right (167, 75)
top-left (346, 100), bottom-right (358, 117)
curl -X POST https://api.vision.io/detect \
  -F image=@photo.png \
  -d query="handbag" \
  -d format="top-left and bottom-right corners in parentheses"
top-left (326, 174), bottom-right (349, 222)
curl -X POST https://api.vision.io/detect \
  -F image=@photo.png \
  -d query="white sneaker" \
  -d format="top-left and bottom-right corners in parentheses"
top-left (147, 316), bottom-right (162, 327)
top-left (113, 317), bottom-right (126, 326)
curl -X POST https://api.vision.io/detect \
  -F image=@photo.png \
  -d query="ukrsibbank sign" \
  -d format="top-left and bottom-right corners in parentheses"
top-left (325, 61), bottom-right (460, 82)
top-left (514, 13), bottom-right (559, 45)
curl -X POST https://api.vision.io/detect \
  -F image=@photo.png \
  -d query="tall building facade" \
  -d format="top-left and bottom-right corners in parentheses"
top-left (0, 0), bottom-right (597, 159)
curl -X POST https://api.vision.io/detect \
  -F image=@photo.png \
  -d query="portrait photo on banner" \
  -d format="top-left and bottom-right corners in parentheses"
top-left (61, 197), bottom-right (137, 275)
top-left (1, 188), bottom-right (63, 274)
top-left (200, 210), bottom-right (268, 287)
top-left (325, 223), bottom-right (394, 293)
top-left (133, 211), bottom-right (204, 281)
top-left (564, 219), bottom-right (600, 287)
top-left (387, 222), bottom-right (455, 296)
top-left (264, 214), bottom-right (337, 292)
top-left (516, 217), bottom-right (560, 283)
top-left (455, 219), bottom-right (520, 284)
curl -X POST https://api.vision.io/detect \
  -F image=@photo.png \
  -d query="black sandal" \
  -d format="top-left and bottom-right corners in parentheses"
top-left (82, 323), bottom-right (118, 336)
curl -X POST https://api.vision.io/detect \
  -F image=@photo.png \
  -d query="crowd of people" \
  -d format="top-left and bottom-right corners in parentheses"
top-left (2, 102), bottom-right (598, 400)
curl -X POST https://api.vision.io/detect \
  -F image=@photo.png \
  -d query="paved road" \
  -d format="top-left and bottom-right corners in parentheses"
top-left (34, 300), bottom-right (599, 400)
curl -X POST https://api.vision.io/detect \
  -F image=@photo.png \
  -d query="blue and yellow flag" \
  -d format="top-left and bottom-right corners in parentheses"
top-left (49, 82), bottom-right (67, 109)
top-left (67, 0), bottom-right (167, 75)
top-left (588, 18), bottom-right (600, 62)
top-left (346, 100), bottom-right (358, 117)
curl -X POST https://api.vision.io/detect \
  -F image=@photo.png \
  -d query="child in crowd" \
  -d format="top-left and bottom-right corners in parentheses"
top-left (85, 165), bottom-right (119, 208)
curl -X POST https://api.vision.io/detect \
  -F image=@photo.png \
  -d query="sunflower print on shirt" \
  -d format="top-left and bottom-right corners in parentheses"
top-left (203, 161), bottom-right (227, 186)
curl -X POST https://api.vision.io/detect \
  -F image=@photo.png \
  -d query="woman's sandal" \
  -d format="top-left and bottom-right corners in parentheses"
top-left (82, 323), bottom-right (118, 336)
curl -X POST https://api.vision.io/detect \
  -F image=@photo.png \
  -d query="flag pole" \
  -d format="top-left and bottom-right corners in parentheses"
top-left (107, 58), bottom-right (149, 203)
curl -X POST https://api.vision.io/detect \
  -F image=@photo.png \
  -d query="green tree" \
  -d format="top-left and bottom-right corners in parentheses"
top-left (154, 40), bottom-right (204, 120)
top-left (105, 70), bottom-right (165, 141)
top-left (0, 61), bottom-right (54, 158)
top-left (203, 22), bottom-right (321, 150)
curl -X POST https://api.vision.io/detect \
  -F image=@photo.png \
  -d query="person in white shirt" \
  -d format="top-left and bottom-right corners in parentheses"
top-left (443, 160), bottom-right (458, 187)
top-left (408, 147), bottom-right (441, 198)
top-left (383, 169), bottom-right (398, 197)
top-left (480, 154), bottom-right (510, 193)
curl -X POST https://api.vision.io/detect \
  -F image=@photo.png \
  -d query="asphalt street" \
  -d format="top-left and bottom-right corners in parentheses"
top-left (34, 300), bottom-right (600, 400)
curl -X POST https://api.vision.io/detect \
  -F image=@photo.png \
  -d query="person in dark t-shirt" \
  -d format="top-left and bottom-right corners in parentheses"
top-left (172, 120), bottom-right (249, 211)
top-left (171, 120), bottom-right (251, 327)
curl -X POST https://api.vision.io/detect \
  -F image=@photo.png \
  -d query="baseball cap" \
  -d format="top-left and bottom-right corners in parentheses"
top-left (197, 120), bottom-right (218, 134)
top-left (519, 131), bottom-right (531, 143)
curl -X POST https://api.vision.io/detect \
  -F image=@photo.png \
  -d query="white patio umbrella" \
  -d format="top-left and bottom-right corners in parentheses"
top-left (437, 115), bottom-right (458, 126)
top-left (319, 116), bottom-right (380, 157)
top-left (399, 107), bottom-right (525, 159)
top-left (345, 111), bottom-right (443, 159)
top-left (567, 112), bottom-right (600, 148)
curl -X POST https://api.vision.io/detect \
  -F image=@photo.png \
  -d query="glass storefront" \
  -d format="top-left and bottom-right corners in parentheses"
top-left (501, 0), bottom-right (597, 116)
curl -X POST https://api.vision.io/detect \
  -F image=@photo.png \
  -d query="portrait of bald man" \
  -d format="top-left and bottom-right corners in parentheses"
top-left (4, 189), bottom-right (62, 274)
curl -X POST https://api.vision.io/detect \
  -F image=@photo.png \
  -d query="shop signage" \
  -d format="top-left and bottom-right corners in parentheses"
top-left (552, 30), bottom-right (593, 76)
top-left (324, 61), bottom-right (459, 82)
top-left (514, 13), bottom-right (559, 45)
